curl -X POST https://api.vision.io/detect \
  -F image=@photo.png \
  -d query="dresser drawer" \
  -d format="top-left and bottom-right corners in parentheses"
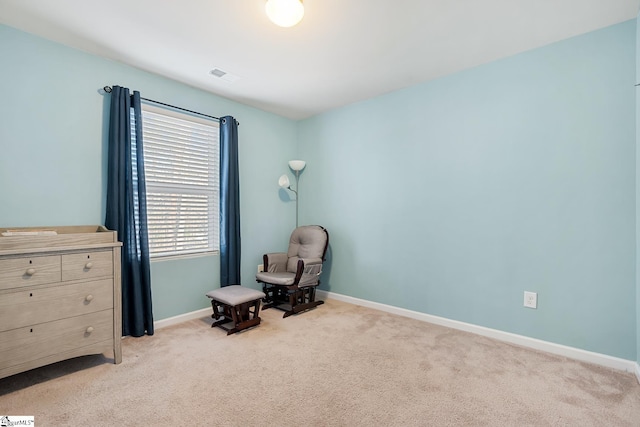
top-left (0, 255), bottom-right (61, 291)
top-left (0, 279), bottom-right (114, 333)
top-left (61, 251), bottom-right (113, 282)
top-left (0, 310), bottom-right (113, 371)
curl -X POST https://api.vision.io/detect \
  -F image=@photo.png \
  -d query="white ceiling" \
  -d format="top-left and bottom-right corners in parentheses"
top-left (1, 0), bottom-right (638, 119)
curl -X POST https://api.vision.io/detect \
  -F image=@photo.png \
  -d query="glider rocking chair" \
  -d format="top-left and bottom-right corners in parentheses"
top-left (256, 225), bottom-right (329, 318)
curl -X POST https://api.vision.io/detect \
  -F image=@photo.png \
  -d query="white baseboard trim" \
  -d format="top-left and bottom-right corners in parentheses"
top-left (154, 308), bottom-right (211, 330)
top-left (317, 290), bottom-right (638, 374)
top-left (635, 363), bottom-right (640, 385)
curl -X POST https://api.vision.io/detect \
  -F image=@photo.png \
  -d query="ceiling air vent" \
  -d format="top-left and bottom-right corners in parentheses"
top-left (209, 68), bottom-right (240, 83)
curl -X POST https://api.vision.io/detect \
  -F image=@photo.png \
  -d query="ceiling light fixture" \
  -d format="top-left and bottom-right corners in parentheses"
top-left (265, 0), bottom-right (304, 28)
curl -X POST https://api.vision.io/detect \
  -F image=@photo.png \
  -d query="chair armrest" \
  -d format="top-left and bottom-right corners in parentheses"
top-left (300, 258), bottom-right (323, 275)
top-left (264, 252), bottom-right (287, 273)
top-left (293, 257), bottom-right (323, 286)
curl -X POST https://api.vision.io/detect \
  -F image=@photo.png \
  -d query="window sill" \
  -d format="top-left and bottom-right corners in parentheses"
top-left (150, 251), bottom-right (219, 263)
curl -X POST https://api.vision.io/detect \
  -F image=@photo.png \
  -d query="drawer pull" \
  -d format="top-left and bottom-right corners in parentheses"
top-left (85, 326), bottom-right (94, 334)
top-left (85, 294), bottom-right (94, 302)
top-left (25, 268), bottom-right (36, 276)
top-left (85, 262), bottom-right (94, 269)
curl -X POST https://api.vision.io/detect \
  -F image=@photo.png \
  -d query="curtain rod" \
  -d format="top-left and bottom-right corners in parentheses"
top-left (103, 86), bottom-right (227, 123)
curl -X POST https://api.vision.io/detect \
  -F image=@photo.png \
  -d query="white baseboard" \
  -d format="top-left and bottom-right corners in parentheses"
top-left (317, 290), bottom-right (638, 375)
top-left (154, 308), bottom-right (211, 330)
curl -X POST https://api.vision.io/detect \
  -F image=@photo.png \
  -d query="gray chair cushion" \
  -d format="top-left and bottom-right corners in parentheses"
top-left (265, 252), bottom-right (288, 272)
top-left (256, 272), bottom-right (295, 286)
top-left (206, 285), bottom-right (266, 306)
top-left (286, 226), bottom-right (327, 273)
top-left (255, 272), bottom-right (320, 287)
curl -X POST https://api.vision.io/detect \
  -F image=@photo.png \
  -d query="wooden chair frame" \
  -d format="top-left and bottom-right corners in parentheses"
top-left (210, 298), bottom-right (262, 335)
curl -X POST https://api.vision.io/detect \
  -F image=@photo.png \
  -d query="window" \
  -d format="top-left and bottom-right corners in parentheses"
top-left (134, 104), bottom-right (219, 258)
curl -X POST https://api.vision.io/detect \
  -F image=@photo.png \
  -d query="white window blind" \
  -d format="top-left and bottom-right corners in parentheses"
top-left (136, 104), bottom-right (219, 258)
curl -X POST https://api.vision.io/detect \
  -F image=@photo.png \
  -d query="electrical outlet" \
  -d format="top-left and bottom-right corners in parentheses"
top-left (257, 264), bottom-right (264, 273)
top-left (524, 291), bottom-right (537, 309)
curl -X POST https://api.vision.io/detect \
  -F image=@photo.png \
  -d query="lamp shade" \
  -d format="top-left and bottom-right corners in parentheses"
top-left (288, 160), bottom-right (306, 171)
top-left (265, 0), bottom-right (304, 28)
top-left (278, 174), bottom-right (290, 188)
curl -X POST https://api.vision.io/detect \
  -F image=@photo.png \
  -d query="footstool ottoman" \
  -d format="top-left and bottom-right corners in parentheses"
top-left (205, 285), bottom-right (266, 335)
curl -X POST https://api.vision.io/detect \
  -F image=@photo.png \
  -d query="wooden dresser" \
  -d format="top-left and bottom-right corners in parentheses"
top-left (0, 225), bottom-right (122, 379)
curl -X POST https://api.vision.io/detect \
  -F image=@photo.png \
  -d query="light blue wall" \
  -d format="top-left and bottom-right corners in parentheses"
top-left (299, 21), bottom-right (637, 360)
top-left (636, 13), bottom-right (640, 367)
top-left (0, 24), bottom-right (297, 321)
top-left (1, 20), bottom-right (638, 360)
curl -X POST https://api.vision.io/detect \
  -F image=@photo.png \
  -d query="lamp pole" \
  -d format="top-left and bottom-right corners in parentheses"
top-left (280, 160), bottom-right (306, 228)
top-left (294, 169), bottom-right (300, 227)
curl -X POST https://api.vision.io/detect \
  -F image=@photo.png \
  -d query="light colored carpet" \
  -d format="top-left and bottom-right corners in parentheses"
top-left (1, 299), bottom-right (639, 426)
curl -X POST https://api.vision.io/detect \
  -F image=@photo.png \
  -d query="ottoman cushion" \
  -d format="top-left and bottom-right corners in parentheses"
top-left (206, 285), bottom-right (266, 306)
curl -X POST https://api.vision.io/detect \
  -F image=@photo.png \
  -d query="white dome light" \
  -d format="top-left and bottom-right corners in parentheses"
top-left (265, 0), bottom-right (304, 28)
